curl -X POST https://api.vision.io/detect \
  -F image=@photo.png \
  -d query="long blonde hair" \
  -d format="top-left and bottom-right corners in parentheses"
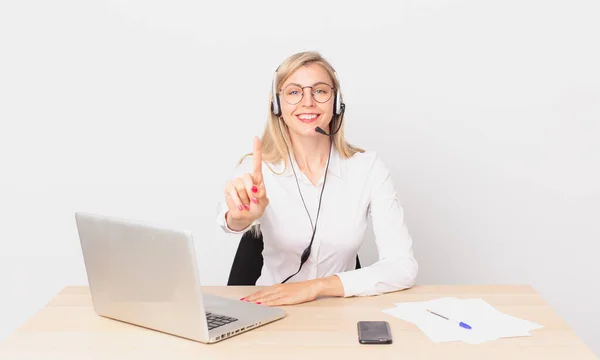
top-left (242, 51), bottom-right (364, 236)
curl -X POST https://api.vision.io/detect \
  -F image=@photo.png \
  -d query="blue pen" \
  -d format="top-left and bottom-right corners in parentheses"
top-left (426, 309), bottom-right (472, 330)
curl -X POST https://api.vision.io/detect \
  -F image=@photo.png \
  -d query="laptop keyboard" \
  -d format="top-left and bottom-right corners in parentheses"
top-left (206, 312), bottom-right (238, 330)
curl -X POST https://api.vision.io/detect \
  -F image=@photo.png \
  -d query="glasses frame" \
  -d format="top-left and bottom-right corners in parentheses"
top-left (278, 82), bottom-right (336, 105)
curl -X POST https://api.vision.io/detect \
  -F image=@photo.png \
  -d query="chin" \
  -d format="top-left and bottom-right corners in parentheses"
top-left (288, 123), bottom-right (318, 137)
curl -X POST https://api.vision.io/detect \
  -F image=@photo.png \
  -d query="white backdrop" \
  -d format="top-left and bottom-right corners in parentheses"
top-left (1, 0), bottom-right (599, 354)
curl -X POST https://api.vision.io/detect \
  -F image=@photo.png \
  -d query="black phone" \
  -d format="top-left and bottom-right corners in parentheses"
top-left (357, 321), bottom-right (393, 344)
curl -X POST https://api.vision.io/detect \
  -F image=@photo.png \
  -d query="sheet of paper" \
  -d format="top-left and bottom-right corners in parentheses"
top-left (383, 298), bottom-right (466, 343)
top-left (383, 297), bottom-right (544, 344)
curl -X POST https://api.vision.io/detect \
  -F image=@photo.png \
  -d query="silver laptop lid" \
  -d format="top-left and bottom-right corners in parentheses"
top-left (75, 212), bottom-right (210, 342)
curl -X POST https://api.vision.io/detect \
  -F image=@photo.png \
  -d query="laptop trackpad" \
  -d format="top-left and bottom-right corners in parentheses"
top-left (202, 294), bottom-right (236, 309)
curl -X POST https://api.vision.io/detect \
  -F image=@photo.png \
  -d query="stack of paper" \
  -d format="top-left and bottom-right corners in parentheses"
top-left (383, 297), bottom-right (544, 344)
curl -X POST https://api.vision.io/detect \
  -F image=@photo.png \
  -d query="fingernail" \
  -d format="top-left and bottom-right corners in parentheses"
top-left (244, 204), bottom-right (250, 210)
top-left (240, 297), bottom-right (245, 300)
top-left (256, 302), bottom-right (261, 304)
top-left (245, 299), bottom-right (250, 302)
top-left (238, 205), bottom-right (243, 211)
top-left (252, 186), bottom-right (258, 193)
top-left (251, 197), bottom-right (258, 204)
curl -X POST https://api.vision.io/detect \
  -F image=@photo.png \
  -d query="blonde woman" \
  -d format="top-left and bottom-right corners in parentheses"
top-left (217, 51), bottom-right (417, 306)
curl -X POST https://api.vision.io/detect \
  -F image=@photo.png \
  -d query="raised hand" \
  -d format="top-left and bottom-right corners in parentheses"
top-left (224, 137), bottom-right (269, 231)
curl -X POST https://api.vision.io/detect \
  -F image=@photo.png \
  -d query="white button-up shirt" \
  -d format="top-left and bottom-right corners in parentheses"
top-left (216, 148), bottom-right (418, 297)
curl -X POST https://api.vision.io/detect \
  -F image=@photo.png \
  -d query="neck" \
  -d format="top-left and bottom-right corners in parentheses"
top-left (288, 132), bottom-right (331, 173)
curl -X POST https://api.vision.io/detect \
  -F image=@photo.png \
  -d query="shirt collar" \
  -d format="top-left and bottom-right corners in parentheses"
top-left (271, 147), bottom-right (343, 179)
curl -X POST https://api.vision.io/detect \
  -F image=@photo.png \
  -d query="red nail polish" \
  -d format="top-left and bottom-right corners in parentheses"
top-left (244, 204), bottom-right (250, 210)
top-left (240, 297), bottom-right (245, 300)
top-left (256, 302), bottom-right (261, 304)
top-left (251, 197), bottom-right (258, 204)
top-left (238, 205), bottom-right (243, 211)
top-left (251, 185), bottom-right (258, 193)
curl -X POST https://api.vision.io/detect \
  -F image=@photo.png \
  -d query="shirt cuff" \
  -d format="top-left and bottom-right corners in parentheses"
top-left (334, 270), bottom-right (364, 298)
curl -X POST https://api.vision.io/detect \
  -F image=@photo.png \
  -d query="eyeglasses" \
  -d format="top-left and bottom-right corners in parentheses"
top-left (279, 82), bottom-right (335, 105)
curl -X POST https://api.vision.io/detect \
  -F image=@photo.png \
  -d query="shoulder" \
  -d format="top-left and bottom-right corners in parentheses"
top-left (345, 149), bottom-right (390, 174)
top-left (346, 150), bottom-right (398, 199)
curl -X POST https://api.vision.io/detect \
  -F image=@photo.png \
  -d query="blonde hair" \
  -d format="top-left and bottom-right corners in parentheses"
top-left (242, 51), bottom-right (364, 236)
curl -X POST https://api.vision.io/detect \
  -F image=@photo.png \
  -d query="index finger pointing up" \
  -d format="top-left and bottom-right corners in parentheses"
top-left (252, 136), bottom-right (263, 183)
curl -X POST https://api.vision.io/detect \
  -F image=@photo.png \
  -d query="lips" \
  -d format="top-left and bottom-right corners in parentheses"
top-left (296, 114), bottom-right (321, 123)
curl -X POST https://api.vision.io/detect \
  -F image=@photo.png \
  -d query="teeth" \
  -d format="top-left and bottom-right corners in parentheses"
top-left (298, 114), bottom-right (317, 120)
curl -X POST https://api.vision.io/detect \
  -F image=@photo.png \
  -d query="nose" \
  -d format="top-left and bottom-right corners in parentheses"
top-left (300, 87), bottom-right (316, 107)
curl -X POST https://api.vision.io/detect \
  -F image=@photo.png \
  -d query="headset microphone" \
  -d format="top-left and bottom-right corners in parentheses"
top-left (315, 104), bottom-right (345, 136)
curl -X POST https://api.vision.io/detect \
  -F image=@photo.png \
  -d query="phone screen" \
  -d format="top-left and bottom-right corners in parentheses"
top-left (357, 321), bottom-right (392, 344)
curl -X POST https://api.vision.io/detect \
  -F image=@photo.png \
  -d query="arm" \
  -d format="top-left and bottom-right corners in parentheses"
top-left (315, 275), bottom-right (345, 297)
top-left (242, 274), bottom-right (345, 305)
top-left (335, 154), bottom-right (418, 297)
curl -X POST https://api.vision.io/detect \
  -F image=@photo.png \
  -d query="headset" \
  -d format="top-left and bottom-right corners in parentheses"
top-left (270, 66), bottom-right (346, 283)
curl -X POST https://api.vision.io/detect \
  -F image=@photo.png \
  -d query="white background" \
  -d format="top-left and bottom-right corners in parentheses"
top-left (1, 0), bottom-right (599, 355)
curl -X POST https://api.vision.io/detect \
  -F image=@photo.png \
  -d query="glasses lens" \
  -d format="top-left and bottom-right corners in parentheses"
top-left (282, 85), bottom-right (303, 105)
top-left (312, 84), bottom-right (333, 103)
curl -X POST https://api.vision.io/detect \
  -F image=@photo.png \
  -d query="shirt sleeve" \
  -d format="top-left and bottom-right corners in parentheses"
top-left (335, 154), bottom-right (418, 297)
top-left (216, 155), bottom-right (261, 234)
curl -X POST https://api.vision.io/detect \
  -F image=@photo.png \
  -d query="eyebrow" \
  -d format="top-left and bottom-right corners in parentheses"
top-left (281, 81), bottom-right (333, 89)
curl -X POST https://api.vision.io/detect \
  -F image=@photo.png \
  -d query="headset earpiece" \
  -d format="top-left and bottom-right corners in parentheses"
top-left (333, 71), bottom-right (342, 115)
top-left (333, 90), bottom-right (338, 116)
top-left (271, 70), bottom-right (281, 117)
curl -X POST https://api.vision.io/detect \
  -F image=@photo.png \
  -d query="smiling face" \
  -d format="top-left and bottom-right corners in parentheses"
top-left (278, 63), bottom-right (336, 138)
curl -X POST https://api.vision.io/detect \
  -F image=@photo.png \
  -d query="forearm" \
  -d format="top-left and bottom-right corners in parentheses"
top-left (314, 275), bottom-right (345, 298)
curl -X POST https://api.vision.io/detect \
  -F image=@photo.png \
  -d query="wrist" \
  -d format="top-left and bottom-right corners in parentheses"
top-left (225, 211), bottom-right (252, 232)
top-left (314, 275), bottom-right (345, 298)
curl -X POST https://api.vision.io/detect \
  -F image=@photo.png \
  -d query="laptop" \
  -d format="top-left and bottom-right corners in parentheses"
top-left (75, 212), bottom-right (285, 343)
